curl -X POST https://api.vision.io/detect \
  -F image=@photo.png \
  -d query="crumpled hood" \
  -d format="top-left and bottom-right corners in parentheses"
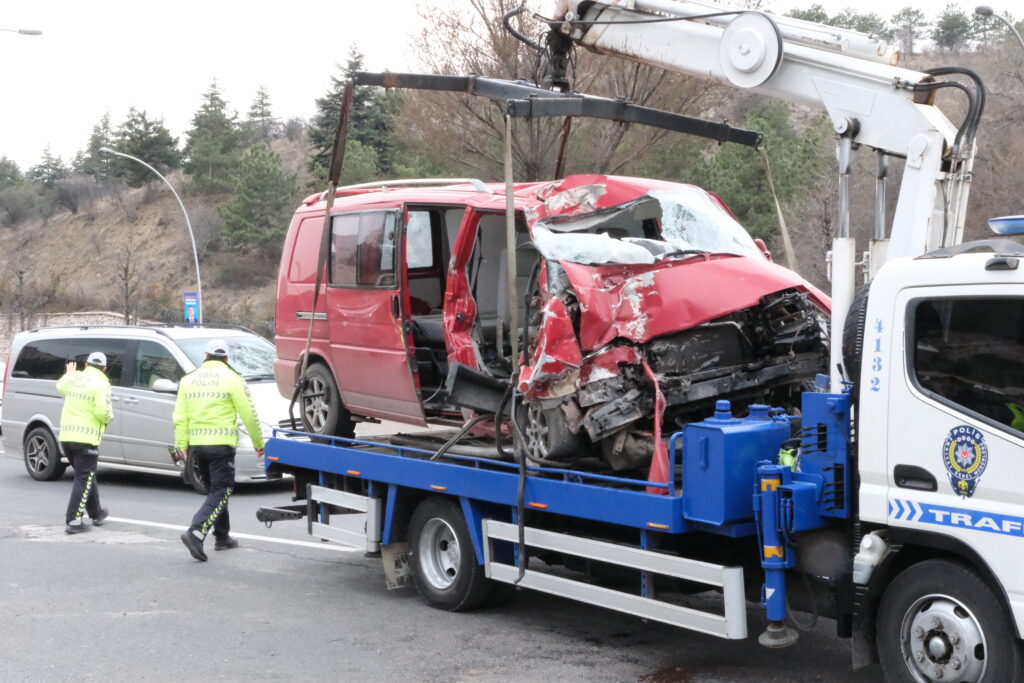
top-left (559, 255), bottom-right (831, 351)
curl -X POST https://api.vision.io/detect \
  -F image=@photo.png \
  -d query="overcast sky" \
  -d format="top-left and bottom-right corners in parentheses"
top-left (1, 0), bottom-right (1018, 171)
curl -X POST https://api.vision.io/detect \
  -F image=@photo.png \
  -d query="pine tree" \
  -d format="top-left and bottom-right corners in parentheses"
top-left (308, 47), bottom-right (397, 185)
top-left (246, 86), bottom-right (280, 144)
top-left (220, 144), bottom-right (298, 256)
top-left (77, 112), bottom-right (114, 182)
top-left (27, 146), bottom-right (68, 187)
top-left (891, 8), bottom-right (929, 58)
top-left (183, 81), bottom-right (243, 193)
top-left (785, 5), bottom-right (830, 24)
top-left (933, 4), bottom-right (973, 52)
top-left (111, 108), bottom-right (181, 188)
top-left (0, 156), bottom-right (22, 191)
top-left (692, 102), bottom-right (831, 241)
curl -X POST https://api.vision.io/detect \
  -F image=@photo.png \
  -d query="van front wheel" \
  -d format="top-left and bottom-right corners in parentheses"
top-left (300, 364), bottom-right (355, 439)
top-left (24, 427), bottom-right (67, 481)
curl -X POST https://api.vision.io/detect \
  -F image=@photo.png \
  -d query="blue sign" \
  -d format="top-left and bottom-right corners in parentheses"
top-left (891, 498), bottom-right (1024, 538)
top-left (183, 292), bottom-right (200, 325)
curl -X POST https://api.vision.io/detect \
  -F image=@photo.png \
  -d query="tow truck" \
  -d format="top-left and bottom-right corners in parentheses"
top-left (257, 2), bottom-right (1024, 680)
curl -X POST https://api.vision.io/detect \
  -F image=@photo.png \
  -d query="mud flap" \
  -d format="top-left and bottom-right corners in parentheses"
top-left (382, 542), bottom-right (411, 590)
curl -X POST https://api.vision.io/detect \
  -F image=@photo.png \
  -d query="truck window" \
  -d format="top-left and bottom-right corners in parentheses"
top-left (331, 211), bottom-right (397, 288)
top-left (11, 339), bottom-right (69, 380)
top-left (912, 297), bottom-right (1024, 433)
top-left (406, 211), bottom-right (434, 270)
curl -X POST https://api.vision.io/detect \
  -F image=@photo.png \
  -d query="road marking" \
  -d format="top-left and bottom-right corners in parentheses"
top-left (107, 516), bottom-right (362, 553)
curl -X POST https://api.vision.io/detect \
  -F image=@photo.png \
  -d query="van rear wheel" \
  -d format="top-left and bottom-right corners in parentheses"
top-left (23, 427), bottom-right (66, 481)
top-left (300, 364), bottom-right (355, 439)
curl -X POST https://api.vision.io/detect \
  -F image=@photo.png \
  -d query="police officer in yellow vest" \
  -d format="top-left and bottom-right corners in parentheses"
top-left (174, 339), bottom-right (265, 561)
top-left (57, 351), bottom-right (113, 534)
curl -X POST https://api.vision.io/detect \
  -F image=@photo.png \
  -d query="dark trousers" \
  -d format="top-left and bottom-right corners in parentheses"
top-left (188, 445), bottom-right (236, 540)
top-left (62, 442), bottom-right (101, 524)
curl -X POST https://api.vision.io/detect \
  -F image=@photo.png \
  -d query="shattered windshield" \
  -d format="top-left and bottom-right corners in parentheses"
top-left (532, 186), bottom-right (764, 265)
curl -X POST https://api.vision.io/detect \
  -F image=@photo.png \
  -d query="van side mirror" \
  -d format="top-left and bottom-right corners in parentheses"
top-left (754, 238), bottom-right (773, 262)
top-left (151, 379), bottom-right (179, 394)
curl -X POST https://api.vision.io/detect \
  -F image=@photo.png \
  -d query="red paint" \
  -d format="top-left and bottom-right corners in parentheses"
top-left (560, 255), bottom-right (830, 351)
top-left (518, 297), bottom-right (583, 396)
top-left (578, 345), bottom-right (642, 386)
top-left (641, 358), bottom-right (670, 495)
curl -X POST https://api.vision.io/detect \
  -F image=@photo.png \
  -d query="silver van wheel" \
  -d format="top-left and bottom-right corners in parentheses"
top-left (25, 434), bottom-right (51, 473)
top-left (23, 427), bottom-right (66, 481)
top-left (303, 375), bottom-right (329, 433)
top-left (417, 518), bottom-right (461, 590)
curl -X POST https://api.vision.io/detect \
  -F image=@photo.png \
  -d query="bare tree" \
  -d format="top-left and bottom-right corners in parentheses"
top-left (117, 224), bottom-right (143, 324)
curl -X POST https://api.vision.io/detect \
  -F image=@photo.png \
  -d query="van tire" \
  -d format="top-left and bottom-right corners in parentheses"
top-left (183, 453), bottom-right (209, 495)
top-left (23, 427), bottom-right (67, 481)
top-left (300, 364), bottom-right (355, 439)
top-left (876, 558), bottom-right (1022, 683)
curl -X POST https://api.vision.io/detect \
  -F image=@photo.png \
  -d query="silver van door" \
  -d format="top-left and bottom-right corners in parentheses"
top-left (119, 340), bottom-right (186, 469)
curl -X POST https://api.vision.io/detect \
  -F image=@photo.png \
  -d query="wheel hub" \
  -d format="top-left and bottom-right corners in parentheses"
top-left (903, 595), bottom-right (986, 682)
top-left (25, 436), bottom-right (50, 472)
top-left (303, 377), bottom-right (328, 432)
top-left (417, 518), bottom-right (460, 590)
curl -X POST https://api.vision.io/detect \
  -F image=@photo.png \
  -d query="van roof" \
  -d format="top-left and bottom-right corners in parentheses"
top-left (17, 324), bottom-right (261, 341)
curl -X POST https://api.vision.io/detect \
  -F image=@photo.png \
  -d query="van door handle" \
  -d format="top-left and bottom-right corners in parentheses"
top-left (893, 464), bottom-right (937, 492)
top-left (391, 295), bottom-right (400, 319)
top-left (122, 397), bottom-right (139, 405)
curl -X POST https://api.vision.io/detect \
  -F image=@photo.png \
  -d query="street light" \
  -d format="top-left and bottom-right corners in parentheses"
top-left (0, 27), bottom-right (42, 35)
top-left (98, 147), bottom-right (203, 324)
top-left (975, 6), bottom-right (1024, 52)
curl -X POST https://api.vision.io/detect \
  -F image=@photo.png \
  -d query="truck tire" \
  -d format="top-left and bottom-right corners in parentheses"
top-left (409, 496), bottom-right (492, 611)
top-left (23, 427), bottom-right (67, 481)
top-left (876, 559), bottom-right (1022, 683)
top-left (300, 364), bottom-right (355, 439)
top-left (842, 284), bottom-right (870, 389)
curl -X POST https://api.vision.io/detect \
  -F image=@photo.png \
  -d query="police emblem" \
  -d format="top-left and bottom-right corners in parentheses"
top-left (942, 425), bottom-right (989, 498)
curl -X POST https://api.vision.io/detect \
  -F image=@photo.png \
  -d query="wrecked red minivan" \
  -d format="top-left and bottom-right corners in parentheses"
top-left (274, 174), bottom-right (830, 482)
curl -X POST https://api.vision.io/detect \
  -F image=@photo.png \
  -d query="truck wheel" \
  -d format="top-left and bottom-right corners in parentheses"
top-left (409, 496), bottom-right (492, 611)
top-left (300, 364), bottom-right (355, 439)
top-left (183, 454), bottom-right (208, 495)
top-left (842, 284), bottom-right (870, 388)
top-left (23, 427), bottom-right (66, 481)
top-left (876, 559), bottom-right (1022, 683)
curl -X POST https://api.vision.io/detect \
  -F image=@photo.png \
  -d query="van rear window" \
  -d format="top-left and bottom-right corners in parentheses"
top-left (12, 340), bottom-right (69, 380)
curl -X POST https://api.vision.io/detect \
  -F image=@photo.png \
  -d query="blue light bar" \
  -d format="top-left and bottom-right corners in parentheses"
top-left (988, 215), bottom-right (1024, 236)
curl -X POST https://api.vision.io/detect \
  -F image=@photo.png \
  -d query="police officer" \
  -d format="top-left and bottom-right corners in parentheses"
top-left (57, 351), bottom-right (113, 534)
top-left (174, 339), bottom-right (265, 561)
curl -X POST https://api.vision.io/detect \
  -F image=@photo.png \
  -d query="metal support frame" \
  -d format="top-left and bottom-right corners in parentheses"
top-left (308, 484), bottom-right (382, 553)
top-left (354, 71), bottom-right (762, 149)
top-left (482, 520), bottom-right (747, 639)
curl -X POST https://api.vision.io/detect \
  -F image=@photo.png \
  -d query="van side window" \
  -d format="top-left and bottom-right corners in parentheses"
top-left (12, 340), bottom-right (68, 380)
top-left (67, 339), bottom-right (129, 387)
top-left (331, 211), bottom-right (397, 288)
top-left (133, 341), bottom-right (185, 389)
top-left (406, 211), bottom-right (434, 270)
top-left (913, 298), bottom-right (1024, 433)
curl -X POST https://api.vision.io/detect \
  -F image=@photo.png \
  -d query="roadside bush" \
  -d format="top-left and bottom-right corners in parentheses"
top-left (0, 184), bottom-right (38, 226)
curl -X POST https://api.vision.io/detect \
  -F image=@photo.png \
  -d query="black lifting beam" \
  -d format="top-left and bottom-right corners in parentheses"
top-left (354, 71), bottom-right (763, 149)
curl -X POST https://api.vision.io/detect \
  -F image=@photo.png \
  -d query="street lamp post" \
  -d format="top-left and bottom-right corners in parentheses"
top-left (98, 147), bottom-right (203, 324)
top-left (975, 6), bottom-right (1024, 52)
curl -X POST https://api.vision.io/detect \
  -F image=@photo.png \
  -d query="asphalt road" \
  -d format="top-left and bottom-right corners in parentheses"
top-left (0, 442), bottom-right (883, 682)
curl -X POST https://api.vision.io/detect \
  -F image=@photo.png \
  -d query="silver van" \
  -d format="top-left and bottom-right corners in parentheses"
top-left (1, 325), bottom-right (290, 493)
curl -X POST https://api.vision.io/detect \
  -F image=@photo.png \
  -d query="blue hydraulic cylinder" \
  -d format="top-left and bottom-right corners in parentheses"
top-left (755, 463), bottom-right (795, 623)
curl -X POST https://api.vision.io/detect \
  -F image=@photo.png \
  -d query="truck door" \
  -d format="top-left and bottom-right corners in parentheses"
top-left (326, 208), bottom-right (426, 424)
top-left (887, 285), bottom-right (1024, 608)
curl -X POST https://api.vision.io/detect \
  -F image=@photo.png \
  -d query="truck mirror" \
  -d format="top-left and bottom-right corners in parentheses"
top-left (754, 238), bottom-right (773, 262)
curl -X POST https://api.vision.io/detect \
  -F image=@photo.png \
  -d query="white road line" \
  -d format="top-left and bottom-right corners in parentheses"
top-left (106, 516), bottom-right (362, 553)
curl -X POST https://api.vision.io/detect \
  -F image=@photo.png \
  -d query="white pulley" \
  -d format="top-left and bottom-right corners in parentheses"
top-left (719, 12), bottom-right (783, 88)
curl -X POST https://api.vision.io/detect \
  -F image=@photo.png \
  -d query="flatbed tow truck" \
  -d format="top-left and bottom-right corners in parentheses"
top-left (257, 2), bottom-right (1024, 680)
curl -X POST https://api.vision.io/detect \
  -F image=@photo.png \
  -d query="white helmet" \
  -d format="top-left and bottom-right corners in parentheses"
top-left (86, 351), bottom-right (107, 367)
